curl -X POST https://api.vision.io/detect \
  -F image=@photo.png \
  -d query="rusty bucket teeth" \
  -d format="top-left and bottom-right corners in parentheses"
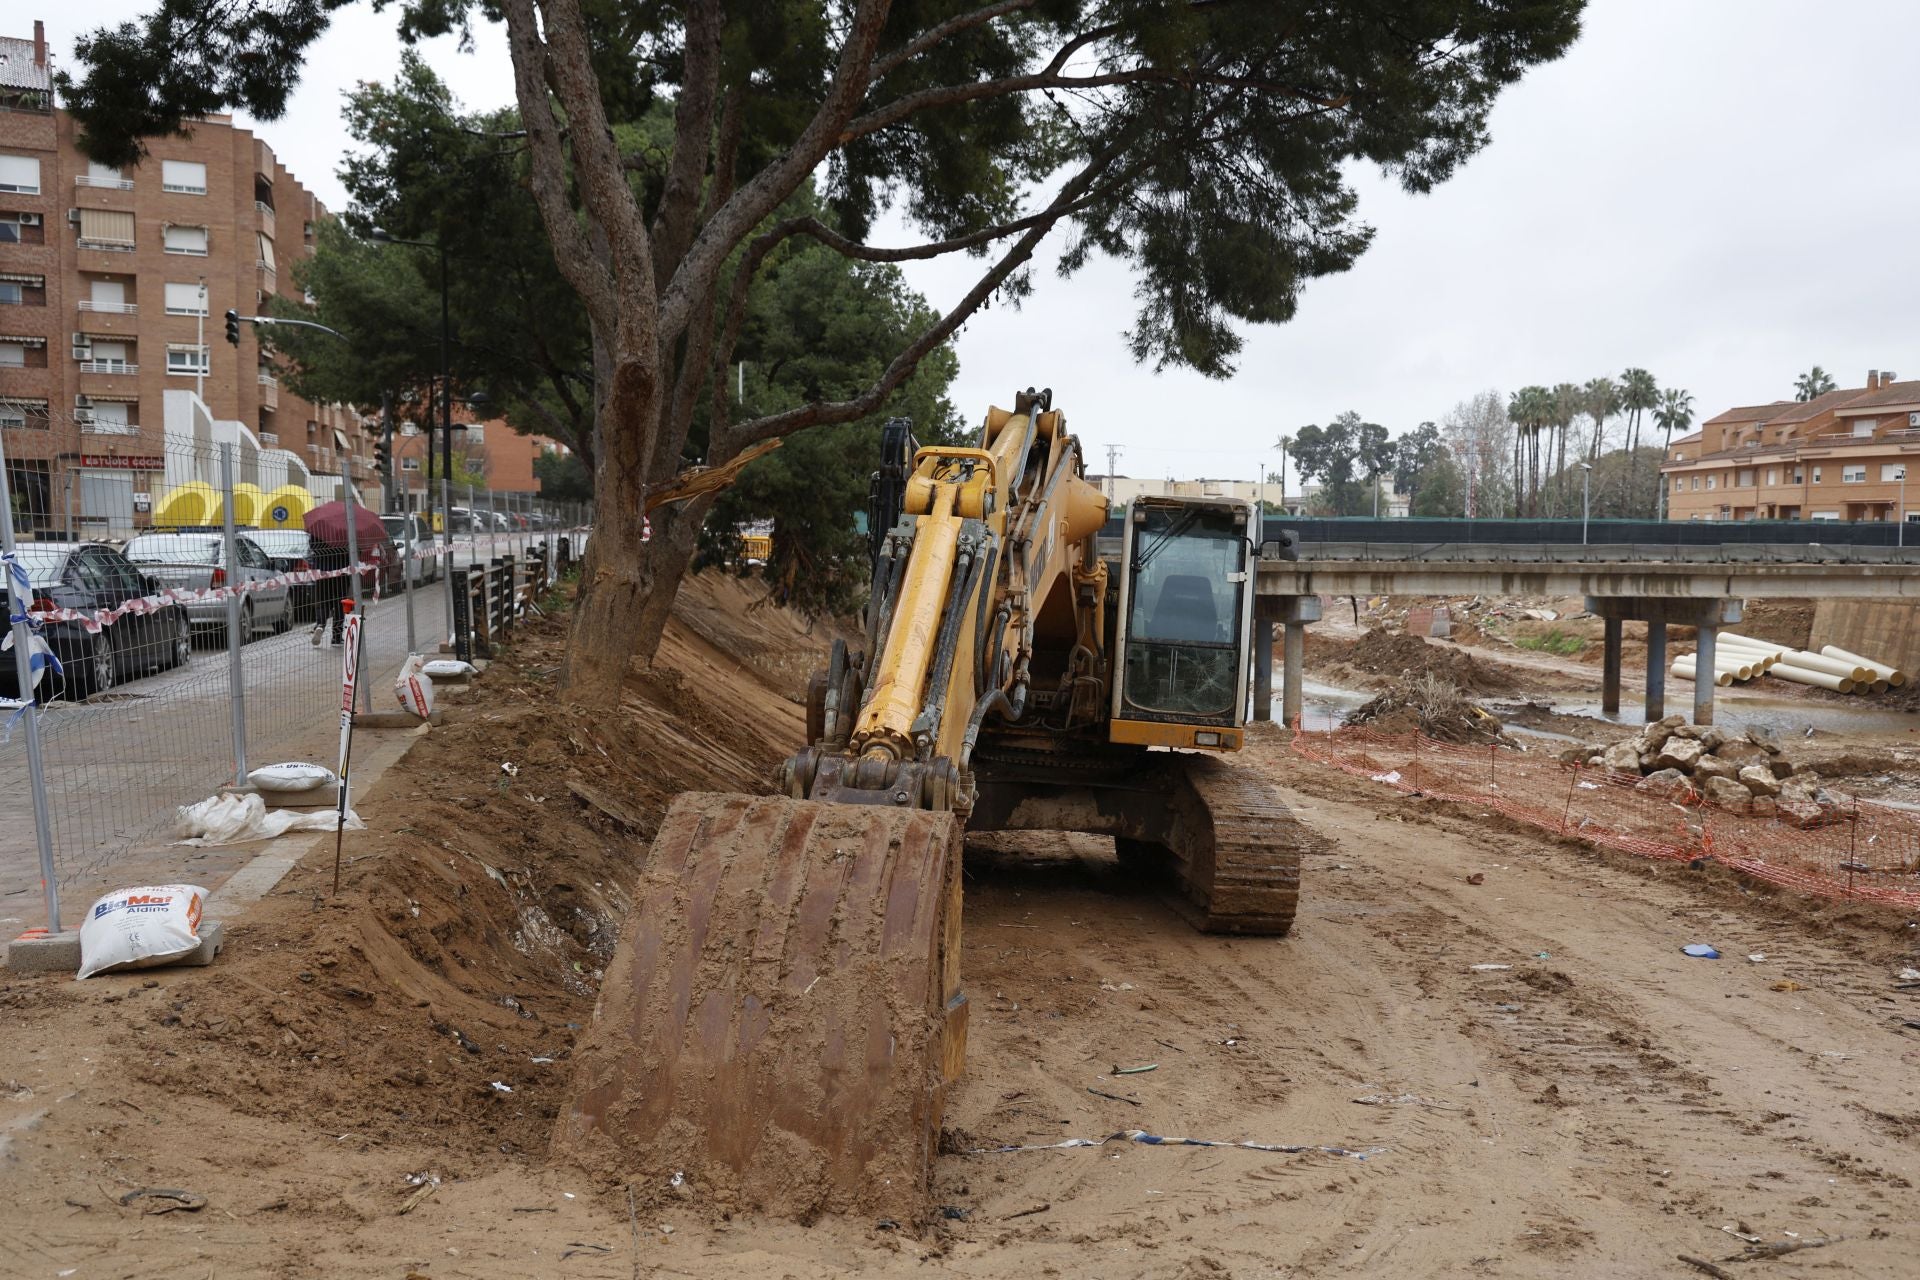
top-left (554, 792), bottom-right (965, 1222)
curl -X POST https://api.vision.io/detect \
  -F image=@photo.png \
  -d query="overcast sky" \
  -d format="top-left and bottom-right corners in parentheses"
top-left (39, 2), bottom-right (1920, 479)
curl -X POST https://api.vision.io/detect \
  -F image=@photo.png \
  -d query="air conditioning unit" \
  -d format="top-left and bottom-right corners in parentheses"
top-left (67, 208), bottom-right (80, 225)
top-left (17, 212), bottom-right (39, 226)
top-left (1909, 411), bottom-right (1920, 428)
top-left (71, 332), bottom-right (91, 347)
top-left (75, 394), bottom-right (93, 409)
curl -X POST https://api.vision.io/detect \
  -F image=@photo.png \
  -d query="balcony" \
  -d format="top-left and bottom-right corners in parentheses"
top-left (75, 300), bottom-right (137, 314)
top-left (257, 373), bottom-right (279, 410)
top-left (77, 359), bottom-right (137, 375)
top-left (257, 261), bottom-right (277, 293)
top-left (75, 174), bottom-right (134, 190)
top-left (259, 431), bottom-right (279, 447)
top-left (78, 417), bottom-right (139, 436)
top-left (255, 201), bottom-right (276, 232)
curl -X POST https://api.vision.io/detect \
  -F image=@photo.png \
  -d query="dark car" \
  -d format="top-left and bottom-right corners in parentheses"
top-left (0, 542), bottom-right (193, 701)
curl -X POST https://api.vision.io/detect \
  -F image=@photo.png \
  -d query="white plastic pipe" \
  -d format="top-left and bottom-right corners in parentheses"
top-left (1821, 645), bottom-right (1908, 688)
top-left (1672, 658), bottom-right (1733, 687)
top-left (1768, 662), bottom-right (1854, 693)
top-left (1779, 649), bottom-right (1870, 681)
top-left (1719, 631), bottom-right (1788, 653)
top-left (1715, 640), bottom-right (1783, 668)
top-left (1717, 636), bottom-right (1784, 660)
top-left (1867, 677), bottom-right (1890, 695)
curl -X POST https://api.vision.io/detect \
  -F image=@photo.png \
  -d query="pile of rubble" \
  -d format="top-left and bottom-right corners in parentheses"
top-left (1564, 717), bottom-right (1844, 820)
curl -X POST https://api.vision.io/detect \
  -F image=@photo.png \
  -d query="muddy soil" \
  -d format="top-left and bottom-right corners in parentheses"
top-left (4, 576), bottom-right (1919, 1275)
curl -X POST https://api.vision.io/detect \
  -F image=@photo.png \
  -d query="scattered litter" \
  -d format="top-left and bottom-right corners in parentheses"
top-left (397, 1177), bottom-right (440, 1215)
top-left (1352, 1093), bottom-right (1458, 1110)
top-left (1370, 770), bottom-right (1402, 784)
top-left (489, 1081), bottom-right (513, 1093)
top-left (1153, 1038), bottom-right (1185, 1053)
top-left (173, 793), bottom-right (360, 846)
top-left (668, 1171), bottom-right (684, 1190)
top-left (1003, 1202), bottom-right (1050, 1220)
top-left (394, 654), bottom-right (435, 719)
top-left (530, 1056), bottom-right (556, 1065)
top-left (1748, 954), bottom-right (1767, 963)
top-left (500, 761), bottom-right (519, 777)
top-left (1112, 1063), bottom-right (1158, 1075)
top-left (560, 1243), bottom-right (613, 1259)
top-left (970, 1130), bottom-right (1386, 1159)
top-left (1900, 968), bottom-right (1920, 981)
top-left (1722, 1234), bottom-right (1845, 1261)
top-left (1682, 944), bottom-right (1721, 959)
top-left (1577, 780), bottom-right (1600, 790)
top-left (1469, 964), bottom-right (1512, 972)
top-left (940, 1206), bottom-right (970, 1220)
top-left (1087, 1087), bottom-right (1140, 1107)
top-left (77, 884), bottom-right (210, 980)
top-left (423, 659), bottom-right (477, 679)
top-left (118, 1187), bottom-right (206, 1214)
top-left (1534, 952), bottom-right (1551, 960)
top-left (1466, 873), bottom-right (1486, 886)
top-left (1770, 980), bottom-right (1805, 992)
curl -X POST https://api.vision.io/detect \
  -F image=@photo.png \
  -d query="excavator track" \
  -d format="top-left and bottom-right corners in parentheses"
top-left (555, 792), bottom-right (965, 1222)
top-left (1162, 754), bottom-right (1319, 935)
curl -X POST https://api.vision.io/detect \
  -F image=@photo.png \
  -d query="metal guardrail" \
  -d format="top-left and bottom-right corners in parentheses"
top-left (1278, 541), bottom-right (1920, 566)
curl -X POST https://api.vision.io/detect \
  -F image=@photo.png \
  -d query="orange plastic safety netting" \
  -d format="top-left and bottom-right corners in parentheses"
top-left (1290, 722), bottom-right (1920, 910)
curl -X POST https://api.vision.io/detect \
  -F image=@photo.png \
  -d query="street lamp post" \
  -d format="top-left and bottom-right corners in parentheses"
top-left (1579, 462), bottom-right (1593, 544)
top-left (1898, 465), bottom-right (1908, 548)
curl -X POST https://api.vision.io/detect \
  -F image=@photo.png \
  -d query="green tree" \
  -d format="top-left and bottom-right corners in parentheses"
top-left (1410, 452), bottom-right (1465, 516)
top-left (1506, 385), bottom-right (1551, 516)
top-left (64, 0), bottom-right (1584, 703)
top-left (1794, 366), bottom-right (1836, 401)
top-left (534, 450), bottom-right (593, 503)
top-left (1393, 421), bottom-right (1443, 509)
top-left (1293, 411), bottom-right (1388, 516)
top-left (1618, 366), bottom-right (1659, 514)
top-left (1582, 375), bottom-right (1618, 462)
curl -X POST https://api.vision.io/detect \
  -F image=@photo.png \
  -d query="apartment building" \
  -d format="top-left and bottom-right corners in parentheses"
top-left (0, 21), bottom-right (374, 533)
top-left (386, 415), bottom-right (571, 511)
top-left (1662, 370), bottom-right (1920, 522)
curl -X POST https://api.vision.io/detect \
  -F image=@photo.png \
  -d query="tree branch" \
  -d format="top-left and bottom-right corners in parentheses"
top-left (870, 0), bottom-right (1040, 82)
top-left (657, 0), bottom-right (893, 347)
top-left (714, 139), bottom-right (1134, 456)
top-left (651, 0), bottom-right (724, 284)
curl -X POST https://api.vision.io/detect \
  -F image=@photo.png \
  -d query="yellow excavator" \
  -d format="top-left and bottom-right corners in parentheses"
top-left (557, 389), bottom-right (1325, 1219)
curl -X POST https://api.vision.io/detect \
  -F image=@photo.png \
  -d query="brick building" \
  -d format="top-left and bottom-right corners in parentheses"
top-left (1662, 370), bottom-right (1920, 522)
top-left (0, 21), bottom-right (373, 534)
top-left (387, 415), bottom-right (570, 512)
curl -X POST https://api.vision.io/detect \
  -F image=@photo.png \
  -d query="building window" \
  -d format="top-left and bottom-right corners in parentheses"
top-left (1690, 476), bottom-right (1700, 490)
top-left (81, 160), bottom-right (131, 189)
top-left (0, 155), bottom-right (41, 194)
top-left (1843, 465), bottom-right (1865, 484)
top-left (1811, 511), bottom-right (1839, 521)
top-left (0, 214), bottom-right (44, 245)
top-left (1672, 476), bottom-right (1681, 492)
top-left (0, 398), bottom-right (50, 429)
top-left (1852, 418), bottom-right (1876, 438)
top-left (401, 457), bottom-right (420, 471)
top-left (166, 343), bottom-right (209, 375)
top-left (163, 224), bottom-right (209, 255)
top-left (0, 342), bottom-right (24, 368)
top-left (1812, 467), bottom-right (1822, 484)
top-left (77, 208), bottom-right (136, 250)
top-left (1766, 468), bottom-right (1778, 486)
top-left (1706, 475), bottom-right (1716, 490)
top-left (1882, 464), bottom-right (1907, 483)
top-left (161, 160), bottom-right (208, 194)
top-left (1792, 469), bottom-right (1803, 483)
top-left (163, 282), bottom-right (208, 315)
top-left (1736, 469), bottom-right (1753, 487)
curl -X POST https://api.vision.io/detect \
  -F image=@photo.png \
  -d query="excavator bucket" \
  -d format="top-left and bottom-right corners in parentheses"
top-left (555, 792), bottom-right (966, 1221)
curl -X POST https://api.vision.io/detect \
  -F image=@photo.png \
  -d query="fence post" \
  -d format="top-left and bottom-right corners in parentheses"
top-left (0, 431), bottom-right (63, 933)
top-left (441, 478), bottom-right (463, 660)
top-left (220, 443), bottom-right (248, 783)
top-left (341, 456), bottom-right (370, 714)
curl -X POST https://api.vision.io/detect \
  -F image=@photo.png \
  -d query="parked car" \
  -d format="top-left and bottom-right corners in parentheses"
top-left (380, 513), bottom-right (442, 587)
top-left (0, 542), bottom-right (193, 700)
top-left (122, 532), bottom-right (293, 643)
top-left (246, 528), bottom-right (320, 622)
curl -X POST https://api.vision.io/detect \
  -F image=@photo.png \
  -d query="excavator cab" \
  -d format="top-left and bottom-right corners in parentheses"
top-left (1110, 496), bottom-right (1255, 751)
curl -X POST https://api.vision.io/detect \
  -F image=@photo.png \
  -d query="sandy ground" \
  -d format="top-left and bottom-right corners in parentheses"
top-left (3, 581), bottom-right (1918, 1278)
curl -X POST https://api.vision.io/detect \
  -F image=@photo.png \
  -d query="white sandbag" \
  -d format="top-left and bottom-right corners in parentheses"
top-left (77, 883), bottom-right (209, 979)
top-left (172, 793), bottom-right (362, 846)
top-left (422, 659), bottom-right (476, 678)
top-left (395, 653), bottom-right (435, 719)
top-left (246, 761), bottom-right (337, 793)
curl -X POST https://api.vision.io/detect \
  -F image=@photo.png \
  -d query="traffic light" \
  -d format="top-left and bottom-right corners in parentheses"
top-left (373, 424), bottom-right (393, 479)
top-left (223, 309), bottom-right (241, 345)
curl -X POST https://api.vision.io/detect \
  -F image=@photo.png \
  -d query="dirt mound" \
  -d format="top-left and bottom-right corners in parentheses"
top-left (1347, 670), bottom-right (1511, 743)
top-left (1338, 629), bottom-right (1518, 695)
top-left (1737, 598), bottom-right (1816, 648)
top-left (108, 580), bottom-right (814, 1196)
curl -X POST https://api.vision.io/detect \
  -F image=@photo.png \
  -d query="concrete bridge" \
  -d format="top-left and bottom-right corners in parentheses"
top-left (1249, 542), bottom-right (1920, 729)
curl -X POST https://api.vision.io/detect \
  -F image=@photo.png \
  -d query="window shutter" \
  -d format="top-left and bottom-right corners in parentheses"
top-left (161, 159), bottom-right (208, 192)
top-left (78, 208), bottom-right (136, 245)
top-left (256, 233), bottom-right (275, 268)
top-left (164, 282), bottom-right (205, 313)
top-left (0, 155), bottom-right (40, 193)
top-left (163, 224), bottom-right (209, 253)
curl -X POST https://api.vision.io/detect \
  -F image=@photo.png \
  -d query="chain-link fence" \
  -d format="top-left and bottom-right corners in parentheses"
top-left (2, 421), bottom-right (590, 937)
top-left (1291, 721), bottom-right (1920, 909)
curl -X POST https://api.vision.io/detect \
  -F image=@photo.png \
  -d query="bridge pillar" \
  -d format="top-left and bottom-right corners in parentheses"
top-left (1601, 617), bottom-right (1623, 715)
top-left (1252, 598), bottom-right (1277, 722)
top-left (1585, 596), bottom-right (1742, 725)
top-left (1269, 594), bottom-right (1322, 729)
top-left (1645, 620), bottom-right (1667, 721)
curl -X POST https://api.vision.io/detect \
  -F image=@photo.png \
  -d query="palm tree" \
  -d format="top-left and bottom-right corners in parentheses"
top-left (1505, 389), bottom-right (1529, 517)
top-left (1619, 367), bottom-right (1659, 513)
top-left (1507, 385), bottom-right (1552, 515)
top-left (1653, 387), bottom-right (1695, 520)
top-left (1550, 382), bottom-right (1582, 515)
top-left (1794, 366), bottom-right (1836, 402)
top-left (1583, 375), bottom-right (1619, 462)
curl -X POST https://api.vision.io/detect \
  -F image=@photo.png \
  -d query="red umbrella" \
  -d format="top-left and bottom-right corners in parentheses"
top-left (304, 500), bottom-right (389, 548)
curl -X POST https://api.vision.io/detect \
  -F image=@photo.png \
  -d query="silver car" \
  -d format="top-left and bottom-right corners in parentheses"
top-left (122, 532), bottom-right (293, 643)
top-left (380, 513), bottom-right (442, 587)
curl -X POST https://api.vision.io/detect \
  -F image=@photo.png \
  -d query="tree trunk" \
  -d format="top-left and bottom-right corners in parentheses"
top-left (627, 499), bottom-right (710, 665)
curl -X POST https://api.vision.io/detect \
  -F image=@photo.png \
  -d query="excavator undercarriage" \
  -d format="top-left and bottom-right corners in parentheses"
top-left (558, 390), bottom-right (1323, 1220)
